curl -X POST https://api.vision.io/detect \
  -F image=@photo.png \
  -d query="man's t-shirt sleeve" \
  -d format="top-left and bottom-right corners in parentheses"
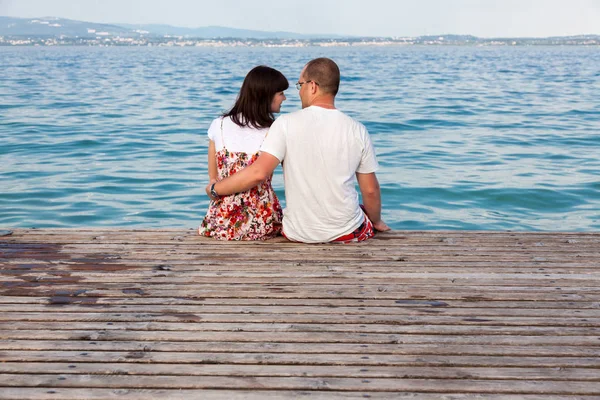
top-left (260, 117), bottom-right (286, 162)
top-left (356, 127), bottom-right (379, 174)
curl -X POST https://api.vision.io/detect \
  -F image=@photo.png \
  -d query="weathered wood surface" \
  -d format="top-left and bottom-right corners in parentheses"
top-left (1, 228), bottom-right (599, 399)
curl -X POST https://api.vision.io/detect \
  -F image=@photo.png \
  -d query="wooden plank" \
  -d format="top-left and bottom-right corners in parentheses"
top-left (0, 290), bottom-right (595, 302)
top-left (4, 246), bottom-right (598, 260)
top-left (1, 340), bottom-right (599, 356)
top-left (2, 363), bottom-right (600, 381)
top-left (3, 256), bottom-right (597, 266)
top-left (3, 306), bottom-right (600, 318)
top-left (1, 312), bottom-right (599, 326)
top-left (1, 388), bottom-right (592, 400)
top-left (4, 228), bottom-right (598, 240)
top-left (3, 325), bottom-right (598, 338)
top-left (0, 297), bottom-right (597, 310)
top-left (1, 350), bottom-right (600, 367)
top-left (3, 332), bottom-right (600, 349)
top-left (2, 374), bottom-right (600, 394)
top-left (0, 302), bottom-right (600, 321)
top-left (0, 321), bottom-right (594, 341)
top-left (7, 242), bottom-right (600, 254)
top-left (3, 264), bottom-right (600, 274)
top-left (2, 282), bottom-right (600, 294)
top-left (4, 274), bottom-right (600, 286)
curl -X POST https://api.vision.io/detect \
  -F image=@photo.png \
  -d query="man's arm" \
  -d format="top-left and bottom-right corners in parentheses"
top-left (356, 172), bottom-right (390, 232)
top-left (206, 152), bottom-right (280, 199)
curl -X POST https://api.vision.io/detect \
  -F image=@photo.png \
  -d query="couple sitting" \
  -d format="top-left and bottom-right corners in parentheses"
top-left (200, 57), bottom-right (390, 243)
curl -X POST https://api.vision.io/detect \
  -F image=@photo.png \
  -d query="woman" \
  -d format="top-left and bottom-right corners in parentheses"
top-left (199, 66), bottom-right (287, 240)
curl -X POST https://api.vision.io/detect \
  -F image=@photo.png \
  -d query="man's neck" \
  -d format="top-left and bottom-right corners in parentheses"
top-left (309, 95), bottom-right (336, 109)
top-left (311, 102), bottom-right (336, 109)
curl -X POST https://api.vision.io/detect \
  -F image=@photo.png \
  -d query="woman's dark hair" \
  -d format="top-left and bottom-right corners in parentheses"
top-left (224, 65), bottom-right (289, 129)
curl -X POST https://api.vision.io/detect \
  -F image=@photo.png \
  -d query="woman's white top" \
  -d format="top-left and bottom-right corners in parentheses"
top-left (207, 116), bottom-right (269, 153)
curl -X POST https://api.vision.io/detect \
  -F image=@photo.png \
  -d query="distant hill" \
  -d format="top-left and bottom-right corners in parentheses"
top-left (118, 23), bottom-right (342, 39)
top-left (0, 16), bottom-right (343, 39)
top-left (0, 16), bottom-right (133, 37)
top-left (1, 16), bottom-right (598, 43)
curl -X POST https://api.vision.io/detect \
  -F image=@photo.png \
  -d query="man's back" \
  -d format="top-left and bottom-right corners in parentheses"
top-left (262, 106), bottom-right (379, 243)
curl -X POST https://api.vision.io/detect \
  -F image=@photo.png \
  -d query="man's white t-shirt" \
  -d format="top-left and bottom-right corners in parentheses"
top-left (207, 116), bottom-right (269, 153)
top-left (261, 106), bottom-right (379, 243)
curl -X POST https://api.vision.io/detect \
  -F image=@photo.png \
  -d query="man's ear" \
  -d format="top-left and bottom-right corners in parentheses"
top-left (310, 81), bottom-right (319, 95)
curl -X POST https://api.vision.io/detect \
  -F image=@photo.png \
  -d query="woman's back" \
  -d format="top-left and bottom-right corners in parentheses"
top-left (199, 116), bottom-right (282, 240)
top-left (209, 116), bottom-right (268, 155)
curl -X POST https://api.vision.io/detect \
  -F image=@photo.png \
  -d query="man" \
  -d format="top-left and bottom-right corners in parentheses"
top-left (206, 57), bottom-right (390, 243)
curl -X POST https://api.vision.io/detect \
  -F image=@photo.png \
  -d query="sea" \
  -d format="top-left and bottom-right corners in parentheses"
top-left (1, 45), bottom-right (599, 231)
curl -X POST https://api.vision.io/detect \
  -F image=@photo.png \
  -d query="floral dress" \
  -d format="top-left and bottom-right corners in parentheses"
top-left (199, 122), bottom-right (283, 240)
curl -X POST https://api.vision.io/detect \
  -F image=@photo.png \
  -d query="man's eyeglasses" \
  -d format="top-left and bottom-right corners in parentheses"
top-left (295, 80), bottom-right (319, 90)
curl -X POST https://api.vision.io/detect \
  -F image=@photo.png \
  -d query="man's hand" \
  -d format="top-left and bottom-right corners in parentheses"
top-left (373, 220), bottom-right (391, 232)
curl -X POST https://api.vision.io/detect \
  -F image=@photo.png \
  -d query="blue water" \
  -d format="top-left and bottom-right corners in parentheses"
top-left (1, 46), bottom-right (599, 230)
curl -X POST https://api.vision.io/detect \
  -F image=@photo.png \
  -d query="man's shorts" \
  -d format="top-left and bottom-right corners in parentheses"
top-left (282, 207), bottom-right (375, 244)
top-left (331, 213), bottom-right (374, 244)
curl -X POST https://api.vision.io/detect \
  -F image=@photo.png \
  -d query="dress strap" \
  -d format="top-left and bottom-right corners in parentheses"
top-left (220, 118), bottom-right (226, 150)
top-left (260, 129), bottom-right (269, 147)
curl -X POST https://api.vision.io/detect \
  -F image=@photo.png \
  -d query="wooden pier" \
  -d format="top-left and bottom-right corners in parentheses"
top-left (1, 228), bottom-right (599, 399)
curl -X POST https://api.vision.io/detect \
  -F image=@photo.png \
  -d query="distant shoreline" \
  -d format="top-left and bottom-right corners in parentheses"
top-left (1, 16), bottom-right (598, 47)
top-left (1, 36), bottom-right (599, 47)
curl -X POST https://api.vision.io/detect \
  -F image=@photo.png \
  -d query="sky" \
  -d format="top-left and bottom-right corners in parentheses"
top-left (1, 0), bottom-right (599, 38)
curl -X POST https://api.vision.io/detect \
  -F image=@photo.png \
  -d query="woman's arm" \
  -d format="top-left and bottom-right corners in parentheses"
top-left (208, 140), bottom-right (218, 182)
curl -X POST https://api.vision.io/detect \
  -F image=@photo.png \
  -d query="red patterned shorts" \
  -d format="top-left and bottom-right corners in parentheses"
top-left (331, 214), bottom-right (374, 244)
top-left (282, 213), bottom-right (374, 244)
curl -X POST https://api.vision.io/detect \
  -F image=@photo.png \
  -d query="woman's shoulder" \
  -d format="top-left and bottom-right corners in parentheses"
top-left (219, 115), bottom-right (244, 131)
top-left (208, 116), bottom-right (225, 130)
top-left (207, 116), bottom-right (228, 141)
top-left (211, 116), bottom-right (226, 126)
